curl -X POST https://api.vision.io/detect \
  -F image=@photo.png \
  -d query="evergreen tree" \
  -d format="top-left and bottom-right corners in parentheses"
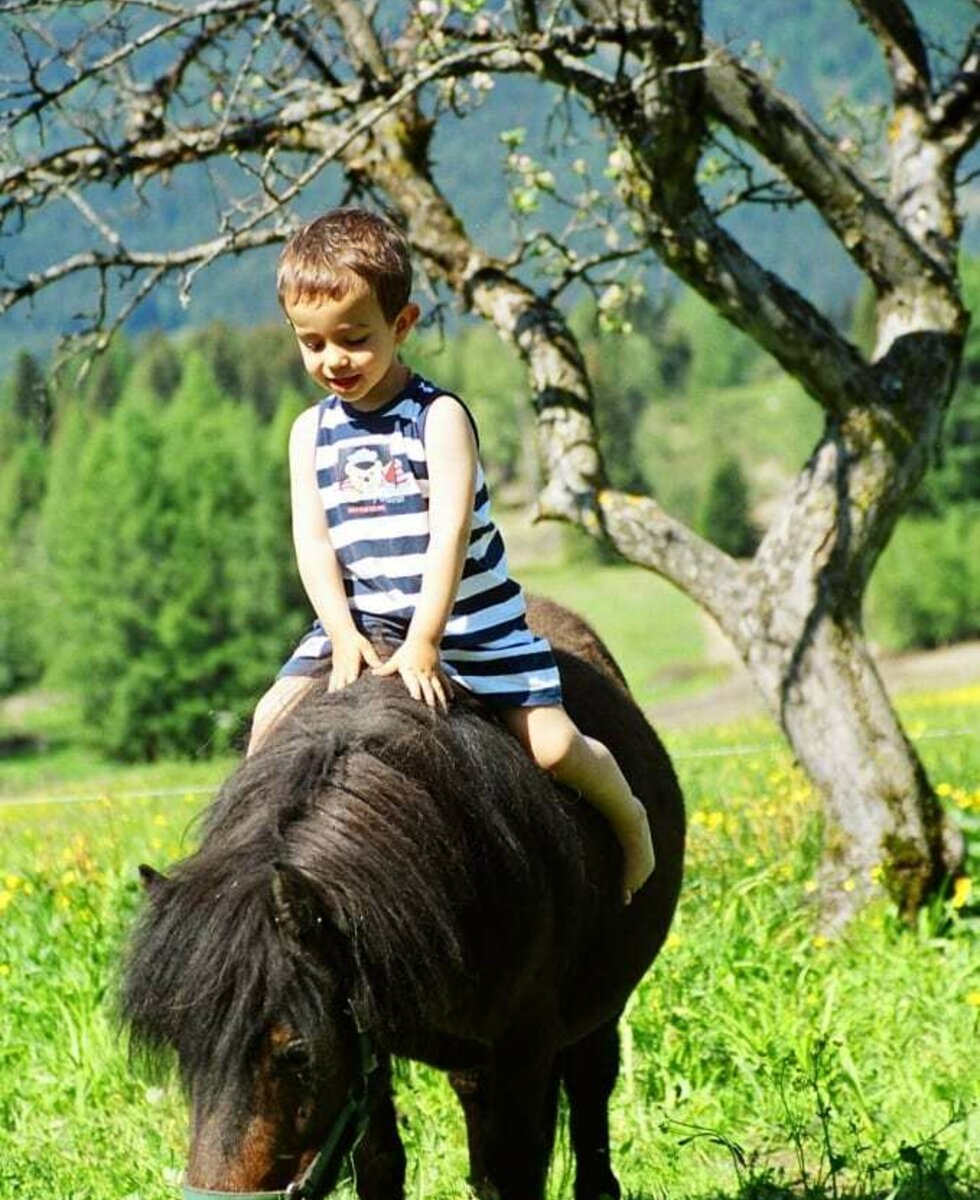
top-left (142, 333), bottom-right (183, 401)
top-left (409, 323), bottom-right (530, 489)
top-left (0, 357), bottom-right (52, 693)
top-left (74, 335), bottom-right (135, 414)
top-left (8, 352), bottom-right (53, 442)
top-left (667, 288), bottom-right (772, 394)
top-left (699, 455), bottom-right (758, 558)
top-left (240, 325), bottom-right (308, 421)
top-left (261, 386), bottom-right (312, 637)
top-left (41, 378), bottom-right (168, 753)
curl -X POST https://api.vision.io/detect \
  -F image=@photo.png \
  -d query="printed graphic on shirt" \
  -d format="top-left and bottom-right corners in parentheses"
top-left (338, 444), bottom-right (415, 515)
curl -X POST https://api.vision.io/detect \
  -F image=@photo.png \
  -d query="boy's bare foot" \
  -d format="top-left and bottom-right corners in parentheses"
top-left (621, 796), bottom-right (655, 905)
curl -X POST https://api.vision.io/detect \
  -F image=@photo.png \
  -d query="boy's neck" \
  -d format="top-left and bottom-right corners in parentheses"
top-left (342, 358), bottom-right (411, 412)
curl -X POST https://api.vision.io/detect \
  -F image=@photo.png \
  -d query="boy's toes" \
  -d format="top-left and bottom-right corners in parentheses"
top-left (622, 801), bottom-right (655, 903)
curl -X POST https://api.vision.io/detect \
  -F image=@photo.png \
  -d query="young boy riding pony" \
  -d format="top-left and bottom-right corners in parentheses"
top-left (248, 207), bottom-right (654, 903)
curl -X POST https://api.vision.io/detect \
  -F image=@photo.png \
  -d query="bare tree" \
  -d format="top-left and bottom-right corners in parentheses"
top-left (3, 0), bottom-right (977, 925)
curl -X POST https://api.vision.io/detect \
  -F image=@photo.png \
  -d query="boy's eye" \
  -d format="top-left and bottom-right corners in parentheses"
top-left (345, 336), bottom-right (369, 347)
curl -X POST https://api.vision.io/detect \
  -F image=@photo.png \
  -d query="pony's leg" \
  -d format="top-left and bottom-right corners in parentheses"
top-left (559, 1020), bottom-right (622, 1200)
top-left (464, 1037), bottom-right (558, 1200)
top-left (352, 1057), bottom-right (406, 1200)
top-left (450, 1063), bottom-right (562, 1200)
top-left (448, 1068), bottom-right (490, 1187)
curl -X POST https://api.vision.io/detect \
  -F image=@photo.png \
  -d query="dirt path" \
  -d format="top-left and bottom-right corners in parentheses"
top-left (645, 637), bottom-right (980, 731)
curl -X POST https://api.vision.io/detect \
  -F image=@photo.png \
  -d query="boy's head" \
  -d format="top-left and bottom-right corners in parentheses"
top-left (278, 208), bottom-right (419, 408)
top-left (277, 207), bottom-right (412, 320)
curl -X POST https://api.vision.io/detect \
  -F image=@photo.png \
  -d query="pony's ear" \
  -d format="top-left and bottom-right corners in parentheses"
top-left (138, 864), bottom-right (169, 903)
top-left (272, 861), bottom-right (331, 947)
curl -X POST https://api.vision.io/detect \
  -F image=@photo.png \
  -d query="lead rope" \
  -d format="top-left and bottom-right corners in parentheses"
top-left (289, 1030), bottom-right (377, 1200)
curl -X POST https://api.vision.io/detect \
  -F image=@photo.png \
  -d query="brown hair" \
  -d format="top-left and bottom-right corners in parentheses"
top-left (276, 208), bottom-right (413, 321)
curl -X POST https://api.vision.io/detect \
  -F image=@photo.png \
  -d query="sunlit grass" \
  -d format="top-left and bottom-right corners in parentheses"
top-left (1, 688), bottom-right (978, 1199)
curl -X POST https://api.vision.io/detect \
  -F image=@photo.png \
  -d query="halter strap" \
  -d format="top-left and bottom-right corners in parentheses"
top-left (182, 1031), bottom-right (377, 1200)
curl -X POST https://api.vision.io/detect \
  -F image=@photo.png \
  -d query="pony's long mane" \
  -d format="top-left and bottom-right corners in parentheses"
top-left (121, 672), bottom-right (584, 1102)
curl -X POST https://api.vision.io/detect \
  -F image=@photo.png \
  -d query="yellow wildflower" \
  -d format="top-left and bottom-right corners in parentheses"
top-left (951, 877), bottom-right (973, 910)
top-left (0, 964), bottom-right (10, 978)
top-left (0, 892), bottom-right (12, 913)
top-left (4, 875), bottom-right (20, 891)
top-left (813, 934), bottom-right (830, 949)
top-left (966, 992), bottom-right (980, 1008)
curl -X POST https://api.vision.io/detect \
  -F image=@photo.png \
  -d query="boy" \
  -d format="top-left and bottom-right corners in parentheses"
top-left (249, 208), bottom-right (654, 902)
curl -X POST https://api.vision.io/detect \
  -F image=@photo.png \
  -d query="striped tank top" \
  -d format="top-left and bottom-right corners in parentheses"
top-left (279, 373), bottom-right (562, 708)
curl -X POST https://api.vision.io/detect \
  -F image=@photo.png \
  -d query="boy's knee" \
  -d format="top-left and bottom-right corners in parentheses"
top-left (249, 676), bottom-right (312, 754)
top-left (253, 682), bottom-right (286, 727)
top-left (529, 716), bottom-right (581, 775)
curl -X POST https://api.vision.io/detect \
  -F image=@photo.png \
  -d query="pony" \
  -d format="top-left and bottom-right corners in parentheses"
top-left (121, 598), bottom-right (685, 1199)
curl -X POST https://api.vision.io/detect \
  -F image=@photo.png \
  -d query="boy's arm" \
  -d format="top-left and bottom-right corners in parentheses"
top-left (373, 395), bottom-right (477, 709)
top-left (289, 406), bottom-right (381, 688)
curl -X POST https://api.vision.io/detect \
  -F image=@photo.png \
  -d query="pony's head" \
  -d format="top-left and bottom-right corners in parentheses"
top-left (124, 856), bottom-right (365, 1192)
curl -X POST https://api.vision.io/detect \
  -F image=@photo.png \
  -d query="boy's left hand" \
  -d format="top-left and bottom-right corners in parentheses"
top-left (373, 638), bottom-right (452, 711)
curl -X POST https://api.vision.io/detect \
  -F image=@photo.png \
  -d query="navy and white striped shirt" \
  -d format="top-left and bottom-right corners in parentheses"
top-left (280, 373), bottom-right (562, 708)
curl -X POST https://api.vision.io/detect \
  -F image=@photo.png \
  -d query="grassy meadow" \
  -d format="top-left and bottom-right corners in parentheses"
top-left (1, 567), bottom-right (979, 1200)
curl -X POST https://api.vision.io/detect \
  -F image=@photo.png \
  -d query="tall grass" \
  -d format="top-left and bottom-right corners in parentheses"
top-left (1, 685), bottom-right (977, 1199)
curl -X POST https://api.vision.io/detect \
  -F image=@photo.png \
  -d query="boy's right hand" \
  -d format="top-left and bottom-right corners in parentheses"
top-left (329, 631), bottom-right (382, 692)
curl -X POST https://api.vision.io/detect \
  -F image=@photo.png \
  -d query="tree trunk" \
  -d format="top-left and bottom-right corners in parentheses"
top-left (763, 611), bottom-right (944, 926)
top-left (598, 365), bottom-right (964, 925)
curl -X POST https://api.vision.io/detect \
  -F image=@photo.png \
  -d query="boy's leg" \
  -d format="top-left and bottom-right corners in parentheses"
top-left (247, 676), bottom-right (315, 756)
top-left (502, 705), bottom-right (655, 902)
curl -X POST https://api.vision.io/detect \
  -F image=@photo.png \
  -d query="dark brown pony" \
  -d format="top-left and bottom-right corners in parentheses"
top-left (121, 598), bottom-right (685, 1199)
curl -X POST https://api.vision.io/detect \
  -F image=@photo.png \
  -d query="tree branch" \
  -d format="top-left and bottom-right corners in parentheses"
top-left (703, 44), bottom-right (946, 293)
top-left (512, 0), bottom-right (540, 35)
top-left (312, 0), bottom-right (392, 84)
top-left (0, 227), bottom-right (285, 318)
top-left (531, 23), bottom-right (880, 415)
top-left (2, 0), bottom-right (265, 133)
top-left (931, 24), bottom-right (980, 163)
top-left (848, 0), bottom-right (932, 107)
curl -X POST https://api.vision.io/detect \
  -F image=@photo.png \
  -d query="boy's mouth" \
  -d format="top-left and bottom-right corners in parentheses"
top-left (328, 373), bottom-right (362, 392)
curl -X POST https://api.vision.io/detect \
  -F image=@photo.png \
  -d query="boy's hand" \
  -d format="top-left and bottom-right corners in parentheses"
top-left (373, 638), bottom-right (452, 711)
top-left (329, 631), bottom-right (382, 692)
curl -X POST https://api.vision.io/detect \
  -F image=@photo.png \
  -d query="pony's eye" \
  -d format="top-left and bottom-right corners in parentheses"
top-left (274, 1038), bottom-right (310, 1072)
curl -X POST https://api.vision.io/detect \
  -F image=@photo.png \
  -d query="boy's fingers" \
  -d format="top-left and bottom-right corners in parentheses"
top-left (360, 641), bottom-right (382, 668)
top-left (418, 675), bottom-right (438, 709)
top-left (401, 669), bottom-right (422, 703)
top-left (372, 659), bottom-right (399, 676)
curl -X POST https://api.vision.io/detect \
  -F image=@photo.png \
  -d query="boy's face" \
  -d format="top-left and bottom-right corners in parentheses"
top-left (285, 275), bottom-right (419, 410)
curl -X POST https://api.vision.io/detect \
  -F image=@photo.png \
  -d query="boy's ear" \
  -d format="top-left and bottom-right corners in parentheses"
top-left (393, 302), bottom-right (420, 343)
